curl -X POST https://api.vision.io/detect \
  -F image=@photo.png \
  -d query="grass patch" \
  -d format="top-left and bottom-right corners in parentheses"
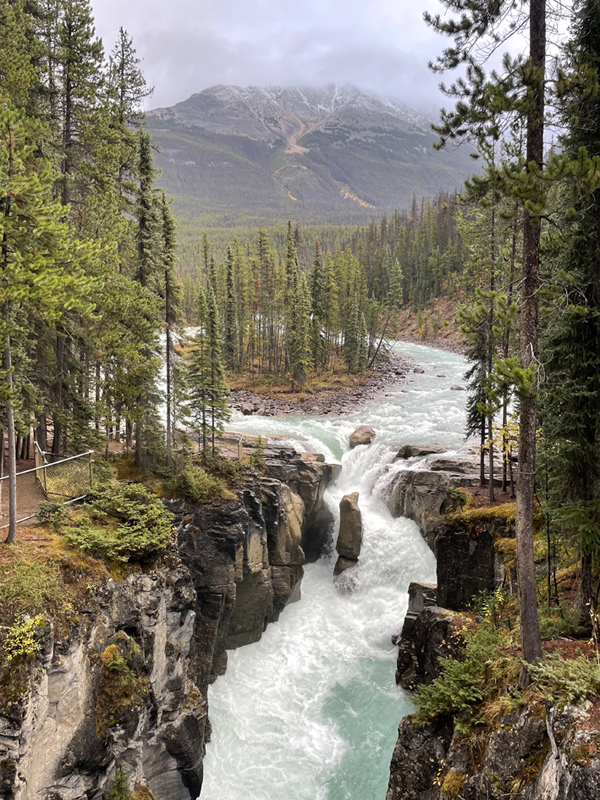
top-left (446, 502), bottom-right (516, 526)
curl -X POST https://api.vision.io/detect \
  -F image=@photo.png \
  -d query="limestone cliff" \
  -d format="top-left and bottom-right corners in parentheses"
top-left (0, 448), bottom-right (338, 800)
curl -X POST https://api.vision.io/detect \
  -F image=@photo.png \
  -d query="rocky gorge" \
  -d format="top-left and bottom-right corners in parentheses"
top-left (3, 340), bottom-right (598, 800)
top-left (0, 446), bottom-right (339, 800)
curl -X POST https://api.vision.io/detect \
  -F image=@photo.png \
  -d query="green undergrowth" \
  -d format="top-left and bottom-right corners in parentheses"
top-left (415, 609), bottom-right (600, 740)
top-left (59, 483), bottom-right (175, 563)
top-left (163, 453), bottom-right (249, 503)
top-left (104, 763), bottom-right (155, 800)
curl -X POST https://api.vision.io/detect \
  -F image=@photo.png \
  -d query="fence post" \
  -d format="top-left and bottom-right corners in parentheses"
top-left (238, 436), bottom-right (242, 460)
top-left (89, 451), bottom-right (94, 489)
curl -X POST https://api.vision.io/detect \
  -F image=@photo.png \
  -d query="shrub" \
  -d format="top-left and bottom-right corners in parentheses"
top-left (527, 652), bottom-right (600, 705)
top-left (165, 466), bottom-right (223, 504)
top-left (96, 639), bottom-right (147, 739)
top-left (200, 454), bottom-right (244, 485)
top-left (249, 437), bottom-right (266, 471)
top-left (415, 623), bottom-right (503, 732)
top-left (3, 615), bottom-right (45, 661)
top-left (105, 764), bottom-right (131, 800)
top-left (63, 483), bottom-right (174, 563)
top-left (37, 500), bottom-right (69, 530)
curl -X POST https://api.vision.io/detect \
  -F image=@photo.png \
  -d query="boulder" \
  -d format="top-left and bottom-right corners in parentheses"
top-left (413, 367), bottom-right (425, 374)
top-left (333, 555), bottom-right (359, 576)
top-left (335, 492), bottom-right (363, 561)
top-left (240, 402), bottom-right (254, 415)
top-left (450, 384), bottom-right (465, 391)
top-left (349, 425), bottom-right (376, 449)
top-left (395, 444), bottom-right (448, 459)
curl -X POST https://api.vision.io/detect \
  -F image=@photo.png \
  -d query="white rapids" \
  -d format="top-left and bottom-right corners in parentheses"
top-left (199, 342), bottom-right (469, 800)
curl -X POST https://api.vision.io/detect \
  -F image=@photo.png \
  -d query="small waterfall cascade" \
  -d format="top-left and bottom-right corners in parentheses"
top-left (200, 342), bottom-right (468, 800)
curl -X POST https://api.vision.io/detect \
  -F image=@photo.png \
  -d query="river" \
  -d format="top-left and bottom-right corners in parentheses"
top-left (200, 342), bottom-right (469, 800)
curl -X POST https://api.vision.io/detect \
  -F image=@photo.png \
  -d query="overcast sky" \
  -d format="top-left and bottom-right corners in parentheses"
top-left (89, 0), bottom-right (455, 113)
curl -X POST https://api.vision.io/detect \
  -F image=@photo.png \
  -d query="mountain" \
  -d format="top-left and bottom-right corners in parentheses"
top-left (146, 84), bottom-right (476, 228)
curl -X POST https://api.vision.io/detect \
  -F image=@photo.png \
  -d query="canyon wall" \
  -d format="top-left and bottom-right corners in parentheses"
top-left (0, 449), bottom-right (338, 800)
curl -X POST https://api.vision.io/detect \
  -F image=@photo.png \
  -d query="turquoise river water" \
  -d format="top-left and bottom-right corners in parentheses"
top-left (200, 342), bottom-right (469, 800)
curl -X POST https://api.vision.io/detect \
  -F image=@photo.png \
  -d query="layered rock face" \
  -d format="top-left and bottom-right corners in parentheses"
top-left (0, 447), bottom-right (338, 800)
top-left (387, 702), bottom-right (600, 800)
top-left (387, 480), bottom-right (600, 800)
top-left (262, 447), bottom-right (341, 561)
top-left (384, 450), bottom-right (482, 548)
top-left (1, 563), bottom-right (203, 800)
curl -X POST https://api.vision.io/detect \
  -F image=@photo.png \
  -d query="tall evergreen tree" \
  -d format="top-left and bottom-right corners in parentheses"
top-left (541, 0), bottom-right (600, 626)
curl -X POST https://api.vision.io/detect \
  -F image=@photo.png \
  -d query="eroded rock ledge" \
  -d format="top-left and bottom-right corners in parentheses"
top-left (387, 484), bottom-right (600, 800)
top-left (0, 446), bottom-right (339, 800)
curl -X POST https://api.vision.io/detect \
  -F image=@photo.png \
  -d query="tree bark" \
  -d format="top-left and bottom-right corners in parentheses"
top-left (4, 301), bottom-right (17, 543)
top-left (517, 0), bottom-right (545, 683)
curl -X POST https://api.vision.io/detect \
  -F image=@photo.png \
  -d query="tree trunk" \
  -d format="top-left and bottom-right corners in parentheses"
top-left (165, 316), bottom-right (172, 468)
top-left (4, 301), bottom-right (17, 544)
top-left (579, 552), bottom-right (593, 628)
top-left (52, 330), bottom-right (65, 456)
top-left (516, 0), bottom-right (545, 684)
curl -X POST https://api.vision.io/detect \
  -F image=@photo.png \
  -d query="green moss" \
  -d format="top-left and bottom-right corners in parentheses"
top-left (447, 502), bottom-right (516, 526)
top-left (494, 537), bottom-right (517, 570)
top-left (441, 770), bottom-right (465, 797)
top-left (96, 640), bottom-right (148, 739)
top-left (0, 660), bottom-right (30, 715)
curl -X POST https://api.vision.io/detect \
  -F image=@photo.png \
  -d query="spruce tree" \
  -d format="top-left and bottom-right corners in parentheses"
top-left (290, 275), bottom-right (312, 389)
top-left (0, 105), bottom-right (91, 540)
top-left (426, 0), bottom-right (548, 674)
top-left (310, 242), bottom-right (326, 372)
top-left (541, 0), bottom-right (600, 625)
top-left (205, 287), bottom-right (230, 453)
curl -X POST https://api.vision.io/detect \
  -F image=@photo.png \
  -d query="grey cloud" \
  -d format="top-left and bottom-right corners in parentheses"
top-left (91, 0), bottom-right (452, 113)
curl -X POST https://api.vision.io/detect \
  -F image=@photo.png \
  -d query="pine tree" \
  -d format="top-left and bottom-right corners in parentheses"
top-left (309, 242), bottom-right (326, 372)
top-left (160, 192), bottom-right (180, 466)
top-left (290, 275), bottom-right (312, 389)
top-left (107, 28), bottom-right (152, 204)
top-left (0, 105), bottom-right (91, 541)
top-left (187, 288), bottom-right (211, 453)
top-left (55, 0), bottom-right (104, 208)
top-left (541, 0), bottom-right (600, 626)
top-left (205, 287), bottom-right (230, 453)
top-left (224, 246), bottom-right (236, 370)
top-left (135, 129), bottom-right (160, 289)
top-left (426, 0), bottom-right (549, 675)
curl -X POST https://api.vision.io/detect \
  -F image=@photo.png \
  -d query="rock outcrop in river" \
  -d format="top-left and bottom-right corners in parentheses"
top-left (333, 492), bottom-right (363, 576)
top-left (0, 446), bottom-right (339, 800)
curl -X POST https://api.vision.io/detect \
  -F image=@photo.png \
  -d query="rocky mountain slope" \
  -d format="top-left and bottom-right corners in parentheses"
top-left (146, 84), bottom-right (476, 227)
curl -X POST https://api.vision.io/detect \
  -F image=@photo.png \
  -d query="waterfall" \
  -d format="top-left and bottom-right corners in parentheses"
top-left (200, 342), bottom-right (468, 800)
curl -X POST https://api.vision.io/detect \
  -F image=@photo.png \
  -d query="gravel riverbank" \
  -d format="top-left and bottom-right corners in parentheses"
top-left (229, 352), bottom-right (415, 417)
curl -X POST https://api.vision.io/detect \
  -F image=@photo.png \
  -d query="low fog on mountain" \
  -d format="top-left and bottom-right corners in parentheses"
top-left (90, 0), bottom-right (445, 112)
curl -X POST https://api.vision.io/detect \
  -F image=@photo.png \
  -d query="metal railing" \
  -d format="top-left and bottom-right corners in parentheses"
top-left (0, 447), bottom-right (94, 529)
